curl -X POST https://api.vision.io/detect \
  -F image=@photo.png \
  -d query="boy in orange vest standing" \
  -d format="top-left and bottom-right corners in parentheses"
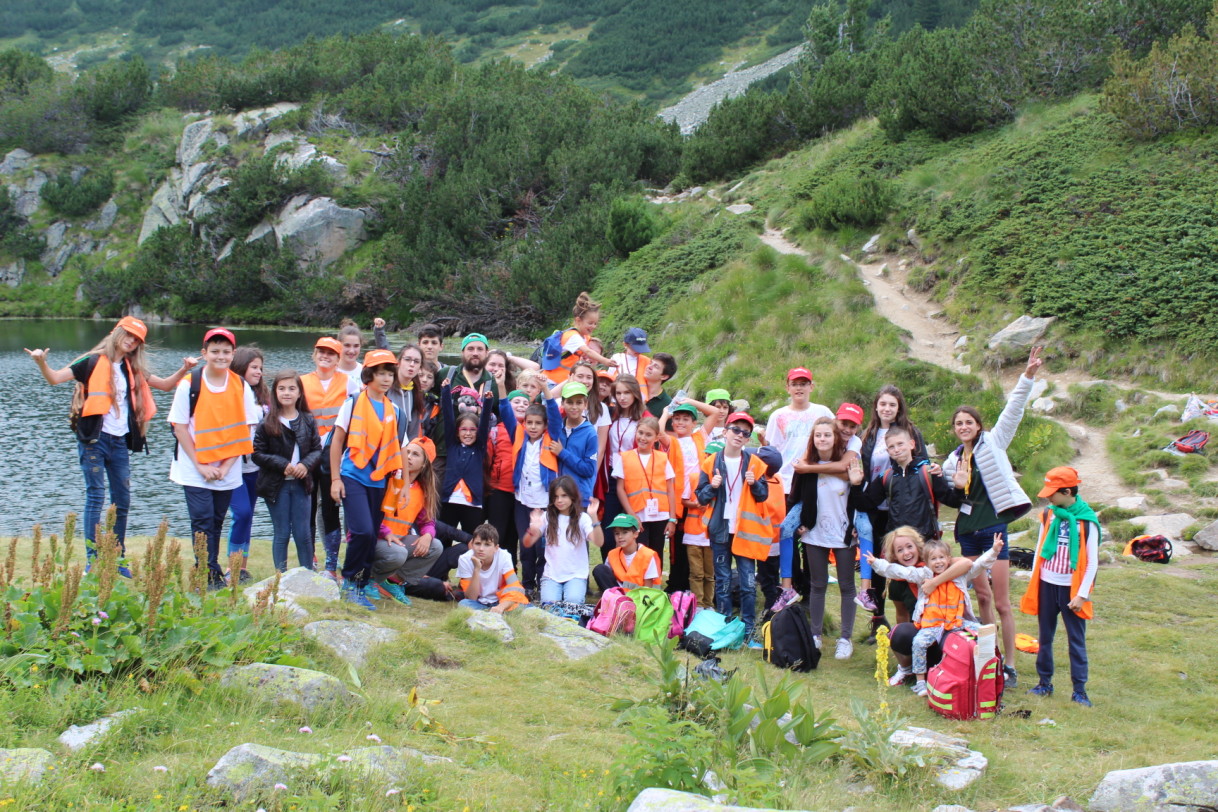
top-left (696, 412), bottom-right (769, 647)
top-left (169, 328), bottom-right (261, 590)
top-left (1021, 467), bottom-right (1099, 707)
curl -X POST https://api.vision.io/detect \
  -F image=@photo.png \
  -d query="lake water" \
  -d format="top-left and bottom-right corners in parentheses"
top-left (2, 319), bottom-right (350, 541)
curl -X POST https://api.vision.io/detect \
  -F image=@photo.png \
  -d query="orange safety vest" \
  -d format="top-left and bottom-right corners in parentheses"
top-left (346, 392), bottom-right (402, 482)
top-left (621, 447), bottom-right (671, 516)
top-left (511, 424), bottom-right (559, 479)
top-left (667, 431), bottom-right (706, 497)
top-left (543, 328), bottom-right (584, 384)
top-left (760, 473), bottom-right (785, 556)
top-left (301, 371), bottom-right (350, 437)
top-left (459, 565), bottom-right (529, 610)
top-left (683, 470), bottom-right (708, 536)
top-left (699, 452), bottom-right (771, 561)
top-left (608, 544), bottom-right (663, 587)
top-left (1020, 509), bottom-right (1095, 620)
top-left (191, 371), bottom-right (253, 464)
top-left (381, 478), bottom-right (424, 537)
top-left (917, 580), bottom-right (967, 631)
top-left (82, 354), bottom-right (157, 424)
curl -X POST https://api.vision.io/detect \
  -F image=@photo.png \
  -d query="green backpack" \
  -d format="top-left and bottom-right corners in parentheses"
top-left (632, 587), bottom-right (675, 645)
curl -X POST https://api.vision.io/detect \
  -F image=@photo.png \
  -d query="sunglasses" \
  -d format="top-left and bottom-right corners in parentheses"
top-left (726, 426), bottom-right (752, 438)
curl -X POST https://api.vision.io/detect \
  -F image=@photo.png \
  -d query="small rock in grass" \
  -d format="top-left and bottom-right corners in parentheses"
top-left (1090, 759), bottom-right (1218, 812)
top-left (627, 787), bottom-right (812, 811)
top-left (466, 610), bottom-right (515, 642)
top-left (221, 663), bottom-right (359, 711)
top-left (58, 709), bottom-right (139, 751)
top-left (244, 567), bottom-right (340, 618)
top-left (0, 748), bottom-right (55, 784)
top-left (303, 620), bottom-right (398, 668)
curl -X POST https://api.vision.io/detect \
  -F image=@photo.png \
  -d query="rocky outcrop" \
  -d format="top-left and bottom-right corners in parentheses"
top-left (220, 663), bottom-right (359, 711)
top-left (466, 610), bottom-right (515, 642)
top-left (273, 195), bottom-right (367, 268)
top-left (234, 102), bottom-right (301, 140)
top-left (1090, 759), bottom-right (1218, 812)
top-left (1192, 519), bottom-right (1218, 551)
top-left (1129, 513), bottom-right (1196, 540)
top-left (659, 45), bottom-right (805, 135)
top-left (1, 259), bottom-right (25, 287)
top-left (303, 620), bottom-right (399, 667)
top-left (988, 315), bottom-right (1055, 351)
top-left (889, 726), bottom-right (987, 791)
top-left (243, 566), bottom-right (340, 618)
top-left (0, 748), bottom-right (55, 784)
top-left (534, 612), bottom-right (610, 660)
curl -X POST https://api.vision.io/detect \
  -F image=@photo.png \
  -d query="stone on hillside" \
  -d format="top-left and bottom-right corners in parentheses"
top-left (233, 102), bottom-right (301, 139)
top-left (45, 221), bottom-right (68, 250)
top-left (724, 203), bottom-right (753, 215)
top-left (207, 743), bottom-right (450, 801)
top-left (932, 806), bottom-right (978, 812)
top-left (1129, 513), bottom-right (1196, 540)
top-left (1154, 404), bottom-right (1180, 419)
top-left (1090, 759), bottom-right (1218, 812)
top-left (627, 788), bottom-right (811, 811)
top-left (876, 263), bottom-right (889, 277)
top-left (274, 196), bottom-right (367, 268)
top-left (0, 748), bottom-right (54, 784)
top-left (243, 566), bottom-right (340, 618)
top-left (1006, 806), bottom-right (1051, 812)
top-left (9, 169), bottom-right (47, 216)
top-left (1, 259), bottom-right (25, 287)
top-left (466, 610), bottom-right (514, 642)
top-left (221, 663), bottom-right (358, 710)
top-left (244, 220), bottom-right (277, 249)
top-left (1115, 398), bottom-right (1128, 413)
top-left (1032, 397), bottom-right (1056, 414)
top-left (1029, 378), bottom-right (1049, 400)
top-left (535, 613), bottom-right (610, 660)
top-left (1116, 495), bottom-right (1148, 511)
top-left (138, 180), bottom-right (184, 244)
top-left (178, 119), bottom-right (216, 167)
top-left (303, 620), bottom-right (398, 668)
top-left (42, 232), bottom-right (96, 277)
top-left (954, 335), bottom-right (969, 350)
top-left (906, 228), bottom-right (922, 250)
top-left (1191, 519), bottom-right (1218, 551)
top-left (1051, 797), bottom-right (1085, 812)
top-left (862, 233), bottom-right (881, 254)
top-left (58, 709), bottom-right (138, 751)
top-left (988, 315), bottom-right (1055, 351)
top-left (0, 148), bottom-right (32, 175)
top-left (86, 198), bottom-right (118, 231)
top-left (889, 726), bottom-right (987, 791)
top-left (1160, 478), bottom-right (1188, 491)
top-left (1064, 424), bottom-right (1087, 442)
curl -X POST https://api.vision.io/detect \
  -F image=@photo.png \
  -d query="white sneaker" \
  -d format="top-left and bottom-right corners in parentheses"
top-left (835, 638), bottom-right (853, 660)
top-left (888, 665), bottom-right (911, 687)
top-left (912, 680), bottom-right (928, 697)
top-left (812, 635), bottom-right (822, 650)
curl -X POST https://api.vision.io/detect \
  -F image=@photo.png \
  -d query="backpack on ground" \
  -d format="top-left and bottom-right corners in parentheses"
top-left (542, 601), bottom-right (596, 626)
top-left (668, 591), bottom-right (699, 639)
top-left (1172, 429), bottom-right (1209, 454)
top-left (680, 609), bottom-right (747, 652)
top-left (761, 605), bottom-right (820, 672)
top-left (1126, 534), bottom-right (1173, 564)
top-left (1007, 547), bottom-right (1035, 570)
top-left (926, 627), bottom-right (1004, 721)
top-left (538, 329), bottom-right (567, 372)
top-left (588, 587), bottom-right (636, 636)
top-left (632, 587), bottom-right (675, 645)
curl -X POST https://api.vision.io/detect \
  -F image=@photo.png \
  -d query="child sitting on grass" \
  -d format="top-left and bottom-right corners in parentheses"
top-left (592, 514), bottom-right (663, 592)
top-left (457, 524), bottom-right (529, 613)
top-left (866, 533), bottom-right (1004, 696)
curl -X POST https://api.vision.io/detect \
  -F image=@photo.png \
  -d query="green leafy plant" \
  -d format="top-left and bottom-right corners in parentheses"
top-left (838, 698), bottom-right (928, 780)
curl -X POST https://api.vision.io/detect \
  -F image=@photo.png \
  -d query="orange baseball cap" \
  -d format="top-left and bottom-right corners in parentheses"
top-left (596, 367), bottom-right (617, 381)
top-left (116, 316), bottom-right (148, 343)
top-left (363, 349), bottom-right (397, 368)
top-left (314, 336), bottom-right (342, 354)
top-left (408, 436), bottom-right (437, 463)
top-left (1037, 466), bottom-right (1082, 498)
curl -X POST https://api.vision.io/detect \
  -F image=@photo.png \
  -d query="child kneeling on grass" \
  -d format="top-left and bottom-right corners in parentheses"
top-left (457, 524), bottom-right (529, 613)
top-left (866, 533), bottom-right (1004, 697)
top-left (592, 514), bottom-right (663, 591)
top-left (1020, 466), bottom-right (1099, 707)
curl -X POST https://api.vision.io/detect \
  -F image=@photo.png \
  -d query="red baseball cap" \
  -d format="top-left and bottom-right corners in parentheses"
top-left (203, 327), bottom-right (236, 346)
top-left (1037, 466), bottom-right (1082, 498)
top-left (787, 367), bottom-right (813, 382)
top-left (726, 411), bottom-right (754, 429)
top-left (836, 403), bottom-right (865, 425)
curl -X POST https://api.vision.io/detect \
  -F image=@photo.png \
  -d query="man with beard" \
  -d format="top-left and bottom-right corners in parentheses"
top-left (441, 333), bottom-right (494, 393)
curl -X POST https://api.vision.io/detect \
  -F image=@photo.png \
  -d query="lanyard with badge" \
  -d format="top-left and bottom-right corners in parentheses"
top-left (640, 452), bottom-right (662, 521)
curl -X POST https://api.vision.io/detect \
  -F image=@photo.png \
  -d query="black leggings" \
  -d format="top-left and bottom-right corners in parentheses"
top-left (485, 489), bottom-right (519, 566)
top-left (440, 502), bottom-right (485, 540)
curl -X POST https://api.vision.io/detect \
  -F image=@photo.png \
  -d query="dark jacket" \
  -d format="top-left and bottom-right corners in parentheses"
top-left (858, 425), bottom-right (929, 483)
top-left (792, 467), bottom-right (856, 547)
top-left (252, 413), bottom-right (323, 504)
top-left (70, 354), bottom-right (149, 452)
top-left (440, 383), bottom-right (494, 506)
top-left (849, 459), bottom-right (961, 542)
top-left (695, 449), bottom-right (769, 545)
top-left (545, 399), bottom-right (598, 506)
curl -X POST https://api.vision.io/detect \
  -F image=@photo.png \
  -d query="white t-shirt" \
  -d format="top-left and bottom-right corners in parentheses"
top-left (338, 363), bottom-right (363, 382)
top-left (607, 417), bottom-right (637, 473)
top-left (168, 372), bottom-right (261, 491)
top-left (517, 437), bottom-right (549, 509)
top-left (595, 409), bottom-right (611, 429)
top-left (868, 427), bottom-right (891, 510)
top-left (100, 362), bottom-right (129, 437)
top-left (721, 454), bottom-right (744, 534)
top-left (801, 462), bottom-right (850, 548)
top-left (536, 512), bottom-right (594, 583)
top-left (621, 548), bottom-right (660, 582)
top-left (765, 402), bottom-right (834, 494)
top-left (457, 547), bottom-right (515, 604)
top-left (561, 330), bottom-right (587, 356)
top-left (611, 451), bottom-right (675, 521)
top-left (675, 435), bottom-right (701, 480)
top-left (280, 415), bottom-right (301, 466)
top-left (609, 351), bottom-right (647, 381)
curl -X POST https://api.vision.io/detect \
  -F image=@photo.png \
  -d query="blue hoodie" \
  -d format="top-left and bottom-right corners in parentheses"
top-left (546, 398), bottom-right (598, 506)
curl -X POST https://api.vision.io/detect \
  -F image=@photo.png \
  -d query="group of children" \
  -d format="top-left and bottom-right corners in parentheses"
top-left (27, 304), bottom-right (1096, 704)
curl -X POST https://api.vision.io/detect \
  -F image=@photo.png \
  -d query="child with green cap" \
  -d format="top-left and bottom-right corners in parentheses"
top-left (592, 514), bottom-right (663, 592)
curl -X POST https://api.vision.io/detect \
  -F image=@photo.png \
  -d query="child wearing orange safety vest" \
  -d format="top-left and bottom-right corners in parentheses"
top-left (458, 523), bottom-right (529, 612)
top-left (591, 514), bottom-right (664, 592)
top-left (609, 327), bottom-right (651, 400)
top-left (752, 446), bottom-right (787, 615)
top-left (1020, 466), bottom-right (1099, 707)
top-left (659, 399), bottom-right (723, 593)
top-left (866, 534), bottom-right (1004, 696)
top-left (372, 436), bottom-right (444, 605)
top-left (169, 328), bottom-right (261, 590)
top-left (328, 349), bottom-right (403, 609)
top-left (614, 415), bottom-right (677, 567)
top-left (500, 394), bottom-right (559, 596)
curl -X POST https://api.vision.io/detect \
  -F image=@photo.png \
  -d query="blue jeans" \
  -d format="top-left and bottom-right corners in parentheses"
top-left (540, 576), bottom-right (587, 604)
top-left (267, 479), bottom-right (312, 572)
top-left (227, 471), bottom-right (259, 558)
top-left (957, 523), bottom-right (1011, 560)
top-left (711, 538), bottom-right (758, 635)
top-left (459, 598), bottom-right (498, 611)
top-left (855, 510), bottom-right (874, 579)
top-left (779, 504), bottom-right (801, 579)
top-left (340, 476), bottom-right (385, 588)
top-left (184, 485), bottom-right (234, 586)
top-left (78, 433), bottom-right (131, 554)
top-left (1036, 581), bottom-right (1089, 692)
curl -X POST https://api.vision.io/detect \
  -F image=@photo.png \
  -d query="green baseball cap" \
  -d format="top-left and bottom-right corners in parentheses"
top-left (706, 388), bottom-right (731, 403)
top-left (606, 514), bottom-right (641, 530)
top-left (704, 439), bottom-right (725, 455)
top-left (461, 332), bottom-right (488, 350)
top-left (561, 380), bottom-right (589, 399)
top-left (672, 403), bottom-right (699, 417)
top-left (506, 389), bottom-right (528, 401)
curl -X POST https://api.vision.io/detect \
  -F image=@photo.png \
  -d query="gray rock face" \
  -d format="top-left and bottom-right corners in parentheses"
top-left (535, 612), bottom-right (610, 660)
top-left (988, 315), bottom-right (1056, 351)
top-left (1116, 495), bottom-right (1148, 512)
top-left (0, 748), bottom-right (55, 784)
top-left (275, 142), bottom-right (347, 179)
top-left (138, 179), bottom-right (184, 244)
top-left (274, 196), bottom-right (366, 268)
top-left (178, 119), bottom-right (217, 168)
top-left (1, 259), bottom-right (25, 287)
top-left (1154, 404), bottom-right (1180, 419)
top-left (1031, 397), bottom-right (1056, 414)
top-left (303, 620), bottom-right (398, 667)
top-left (658, 45), bottom-right (805, 135)
top-left (466, 610), bottom-right (514, 642)
top-left (8, 169), bottom-right (47, 216)
top-left (221, 663), bottom-right (359, 711)
top-left (86, 199), bottom-right (118, 231)
top-left (41, 228), bottom-right (97, 277)
top-left (627, 789), bottom-right (809, 811)
top-left (206, 743), bottom-right (450, 801)
top-left (0, 148), bottom-right (32, 175)
top-left (724, 203), bottom-right (753, 215)
top-left (1090, 760), bottom-right (1218, 812)
top-left (243, 566), bottom-right (341, 618)
top-left (862, 233), bottom-right (881, 254)
top-left (58, 709), bottom-right (139, 751)
top-left (233, 102), bottom-right (302, 140)
top-left (889, 726), bottom-right (987, 791)
top-left (1130, 513), bottom-right (1196, 540)
top-left (1191, 519), bottom-right (1218, 551)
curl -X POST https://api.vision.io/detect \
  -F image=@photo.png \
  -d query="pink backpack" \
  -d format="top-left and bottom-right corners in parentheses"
top-left (588, 588), bottom-right (636, 637)
top-left (927, 630), bottom-right (1004, 720)
top-left (668, 591), bottom-right (698, 639)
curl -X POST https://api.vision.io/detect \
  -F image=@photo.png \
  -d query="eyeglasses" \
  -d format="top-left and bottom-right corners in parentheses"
top-left (726, 426), bottom-right (752, 438)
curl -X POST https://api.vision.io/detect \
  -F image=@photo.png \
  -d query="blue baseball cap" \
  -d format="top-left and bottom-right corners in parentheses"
top-left (623, 327), bottom-right (651, 354)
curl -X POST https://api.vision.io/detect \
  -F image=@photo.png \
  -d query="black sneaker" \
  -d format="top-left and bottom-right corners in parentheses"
top-left (238, 569), bottom-right (253, 584)
top-left (1003, 665), bottom-right (1018, 688)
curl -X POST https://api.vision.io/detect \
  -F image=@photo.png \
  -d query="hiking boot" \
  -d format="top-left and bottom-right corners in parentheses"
top-left (1071, 691), bottom-right (1092, 708)
top-left (342, 585), bottom-right (376, 610)
top-left (1003, 665), bottom-right (1018, 688)
top-left (888, 665), bottom-right (912, 687)
top-left (912, 680), bottom-right (928, 697)
top-left (1028, 682), bottom-right (1054, 697)
top-left (770, 587), bottom-right (799, 614)
top-left (377, 581), bottom-right (412, 606)
top-left (853, 588), bottom-right (877, 613)
top-left (835, 638), bottom-right (853, 660)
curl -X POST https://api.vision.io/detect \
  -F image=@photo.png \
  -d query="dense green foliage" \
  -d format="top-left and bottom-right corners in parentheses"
top-left (40, 169), bottom-right (115, 217)
top-left (0, 186), bottom-right (42, 260)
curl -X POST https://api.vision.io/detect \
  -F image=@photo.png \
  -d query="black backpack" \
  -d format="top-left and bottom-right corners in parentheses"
top-left (1008, 547), bottom-right (1035, 570)
top-left (761, 605), bottom-right (820, 672)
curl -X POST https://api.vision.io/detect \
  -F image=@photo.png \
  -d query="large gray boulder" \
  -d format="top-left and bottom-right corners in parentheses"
top-left (889, 726), bottom-right (987, 791)
top-left (534, 612), bottom-right (610, 660)
top-left (627, 789), bottom-right (810, 811)
top-left (0, 148), bottom-right (32, 175)
top-left (1191, 519), bottom-right (1218, 552)
top-left (233, 102), bottom-right (301, 140)
top-left (58, 709), bottom-right (139, 751)
top-left (1090, 760), bottom-right (1218, 812)
top-left (2, 259), bottom-right (25, 288)
top-left (243, 566), bottom-right (340, 618)
top-left (7, 169), bottom-right (47, 217)
top-left (275, 141), bottom-right (346, 179)
top-left (274, 196), bottom-right (367, 268)
top-left (177, 118), bottom-right (226, 168)
top-left (1129, 513), bottom-right (1196, 540)
top-left (0, 748), bottom-right (55, 784)
top-left (221, 663), bottom-right (359, 711)
top-left (138, 179), bottom-right (185, 244)
top-left (303, 620), bottom-right (399, 668)
top-left (988, 315), bottom-right (1055, 351)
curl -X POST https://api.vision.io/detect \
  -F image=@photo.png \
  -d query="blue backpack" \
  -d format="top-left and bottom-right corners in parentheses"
top-left (539, 330), bottom-right (566, 372)
top-left (681, 609), bottom-right (746, 653)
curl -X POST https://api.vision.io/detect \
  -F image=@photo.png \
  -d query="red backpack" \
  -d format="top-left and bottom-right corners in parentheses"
top-left (926, 629), bottom-right (1004, 720)
top-left (1128, 534), bottom-right (1173, 564)
top-left (588, 587), bottom-right (636, 637)
top-left (668, 591), bottom-right (698, 639)
top-left (1173, 430), bottom-right (1210, 454)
